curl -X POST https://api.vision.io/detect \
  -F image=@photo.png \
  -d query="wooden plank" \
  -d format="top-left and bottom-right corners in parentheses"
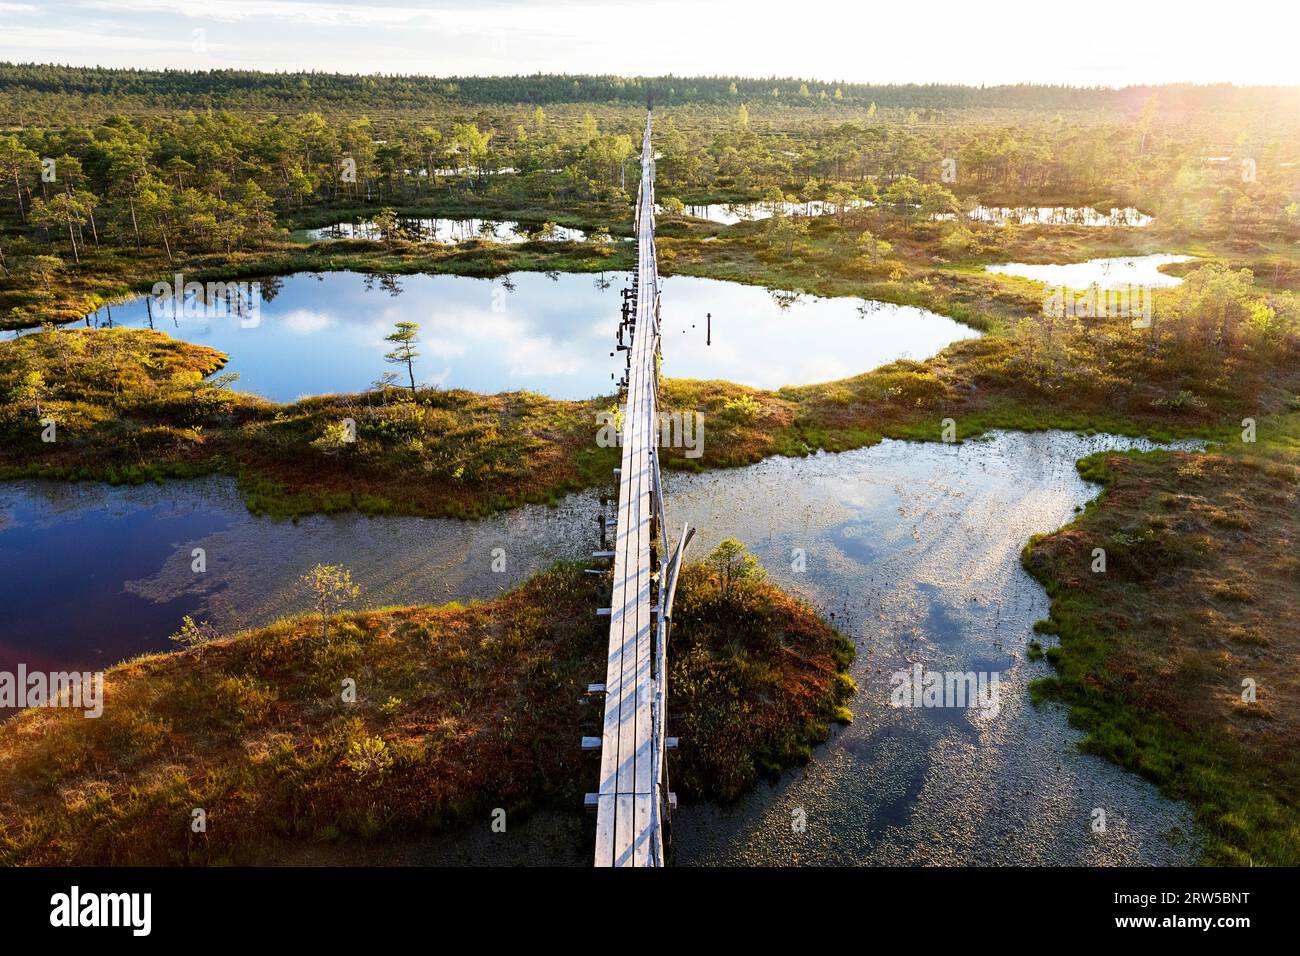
top-left (616, 334), bottom-right (642, 796)
top-left (632, 256), bottom-right (654, 801)
top-left (633, 794), bottom-right (654, 868)
top-left (594, 113), bottom-right (664, 869)
top-left (593, 795), bottom-right (616, 866)
top-left (614, 794), bottom-right (636, 868)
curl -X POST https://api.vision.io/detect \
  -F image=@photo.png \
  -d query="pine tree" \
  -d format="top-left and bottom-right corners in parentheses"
top-left (384, 321), bottom-right (421, 398)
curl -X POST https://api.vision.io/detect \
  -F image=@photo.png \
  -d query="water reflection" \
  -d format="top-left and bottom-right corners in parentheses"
top-left (658, 200), bottom-right (863, 224)
top-left (937, 206), bottom-right (1152, 227)
top-left (295, 217), bottom-right (594, 244)
top-left (985, 253), bottom-right (1196, 290)
top-left (662, 202), bottom-right (1150, 228)
top-left (0, 430), bottom-right (1201, 863)
top-left (56, 272), bottom-right (977, 402)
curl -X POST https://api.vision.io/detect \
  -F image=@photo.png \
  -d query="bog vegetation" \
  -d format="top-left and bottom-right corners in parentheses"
top-left (1, 67), bottom-right (1298, 326)
top-left (1, 66), bottom-right (1299, 862)
top-left (0, 556), bottom-right (853, 865)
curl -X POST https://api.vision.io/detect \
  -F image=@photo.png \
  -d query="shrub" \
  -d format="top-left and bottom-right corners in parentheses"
top-left (344, 735), bottom-right (394, 782)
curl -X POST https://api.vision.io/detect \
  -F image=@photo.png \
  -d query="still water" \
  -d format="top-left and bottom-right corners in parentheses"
top-left (0, 430), bottom-right (1199, 864)
top-left (664, 202), bottom-right (1149, 227)
top-left (294, 217), bottom-right (592, 243)
top-left (658, 200), bottom-right (860, 224)
top-left (940, 206), bottom-right (1152, 227)
top-left (985, 253), bottom-right (1196, 290)
top-left (65, 272), bottom-right (978, 402)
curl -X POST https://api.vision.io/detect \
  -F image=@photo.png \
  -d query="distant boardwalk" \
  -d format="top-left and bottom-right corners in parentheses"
top-left (592, 112), bottom-right (674, 867)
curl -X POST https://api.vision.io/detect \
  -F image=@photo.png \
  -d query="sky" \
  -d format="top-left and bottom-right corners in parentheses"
top-left (1, 0), bottom-right (1297, 88)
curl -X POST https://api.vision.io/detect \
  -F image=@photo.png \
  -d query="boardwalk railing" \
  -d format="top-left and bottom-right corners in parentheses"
top-left (590, 111), bottom-right (690, 868)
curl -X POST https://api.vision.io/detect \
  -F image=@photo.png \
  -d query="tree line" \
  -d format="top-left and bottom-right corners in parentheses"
top-left (0, 71), bottom-right (1295, 319)
top-left (4, 64), bottom-right (1298, 114)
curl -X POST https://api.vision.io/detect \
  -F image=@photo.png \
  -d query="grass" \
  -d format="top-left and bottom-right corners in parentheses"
top-left (4, 198), bottom-right (1300, 867)
top-left (0, 229), bottom-right (633, 331)
top-left (4, 249), bottom-right (1294, 520)
top-left (0, 326), bottom-right (621, 519)
top-left (1021, 436), bottom-right (1300, 865)
top-left (0, 560), bottom-right (853, 865)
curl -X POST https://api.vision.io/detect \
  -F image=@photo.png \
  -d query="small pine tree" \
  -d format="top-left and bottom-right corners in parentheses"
top-left (301, 564), bottom-right (361, 643)
top-left (708, 538), bottom-right (765, 597)
top-left (384, 321), bottom-right (421, 398)
top-left (169, 615), bottom-right (217, 659)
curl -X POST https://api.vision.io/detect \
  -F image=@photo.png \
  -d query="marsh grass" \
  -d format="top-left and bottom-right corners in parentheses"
top-left (4, 252), bottom-right (1291, 521)
top-left (1022, 441), bottom-right (1300, 864)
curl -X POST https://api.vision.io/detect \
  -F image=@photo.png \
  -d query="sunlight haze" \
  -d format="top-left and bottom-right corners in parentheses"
top-left (3, 0), bottom-right (1297, 86)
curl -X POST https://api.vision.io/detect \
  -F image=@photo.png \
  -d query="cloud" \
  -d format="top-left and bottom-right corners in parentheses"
top-left (4, 1), bottom-right (1294, 87)
top-left (504, 335), bottom-right (581, 377)
top-left (73, 0), bottom-right (598, 35)
top-left (0, 25), bottom-right (192, 53)
top-left (422, 337), bottom-right (468, 360)
top-left (279, 308), bottom-right (334, 334)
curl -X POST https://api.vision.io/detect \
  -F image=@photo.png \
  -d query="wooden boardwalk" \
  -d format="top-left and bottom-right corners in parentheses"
top-left (593, 113), bottom-right (667, 867)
